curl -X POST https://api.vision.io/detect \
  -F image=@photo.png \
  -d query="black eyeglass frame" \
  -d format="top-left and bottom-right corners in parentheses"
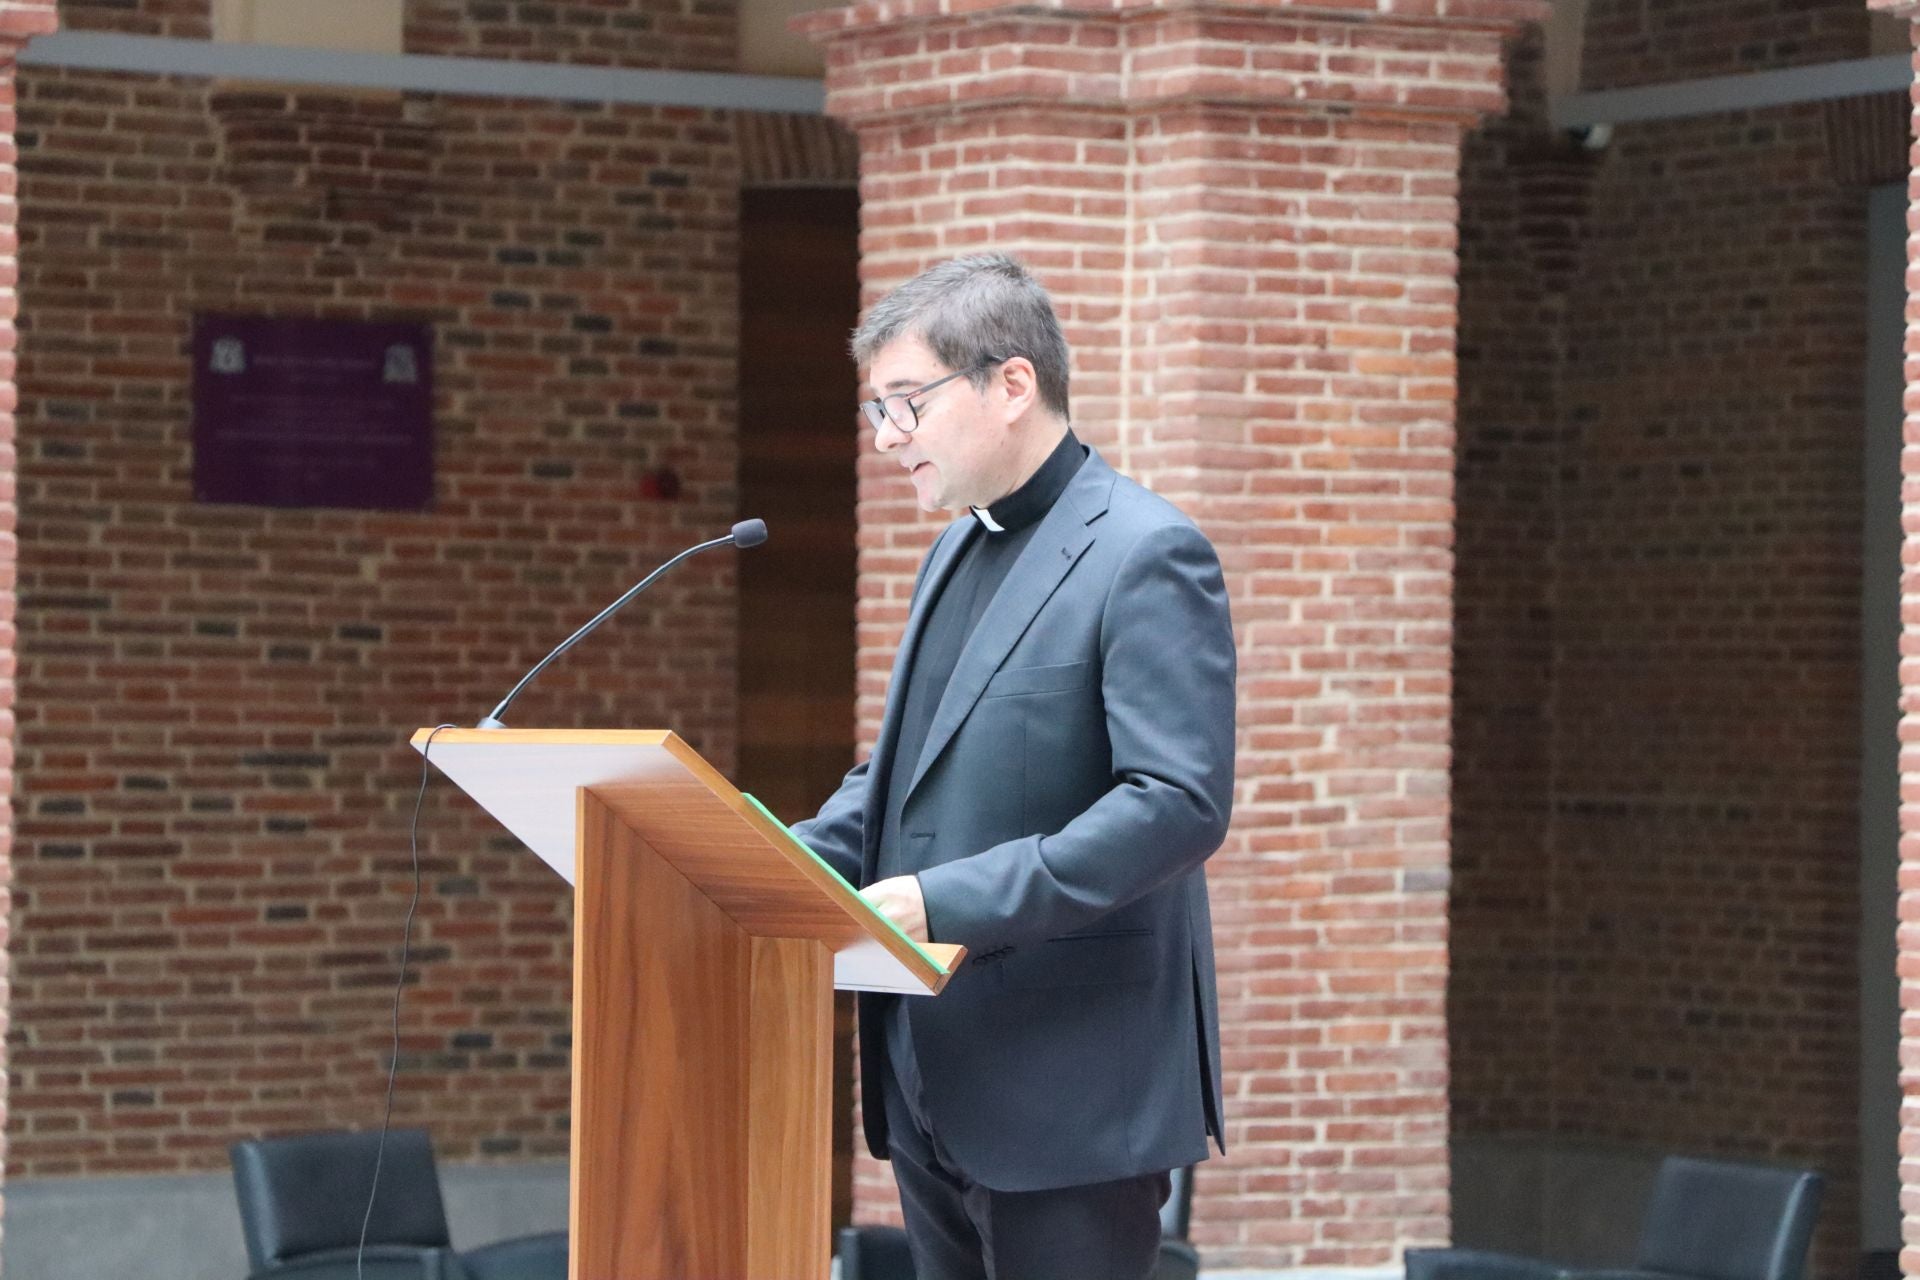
top-left (859, 354), bottom-right (1011, 435)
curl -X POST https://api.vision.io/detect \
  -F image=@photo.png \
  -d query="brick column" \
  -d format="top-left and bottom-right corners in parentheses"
top-left (1867, 6), bottom-right (1920, 1275)
top-left (0, 1), bottom-right (57, 1260)
top-left (800, 0), bottom-right (1542, 1268)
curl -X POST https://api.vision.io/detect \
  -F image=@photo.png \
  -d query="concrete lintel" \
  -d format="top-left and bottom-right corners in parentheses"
top-left (1551, 54), bottom-right (1912, 129)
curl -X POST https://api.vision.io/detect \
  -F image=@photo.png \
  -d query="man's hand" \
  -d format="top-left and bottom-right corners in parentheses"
top-left (860, 875), bottom-right (929, 943)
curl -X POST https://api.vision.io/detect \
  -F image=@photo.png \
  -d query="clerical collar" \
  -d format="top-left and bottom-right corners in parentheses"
top-left (971, 430), bottom-right (1084, 534)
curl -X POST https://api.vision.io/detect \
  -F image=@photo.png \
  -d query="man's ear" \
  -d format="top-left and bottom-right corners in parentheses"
top-left (999, 356), bottom-right (1041, 422)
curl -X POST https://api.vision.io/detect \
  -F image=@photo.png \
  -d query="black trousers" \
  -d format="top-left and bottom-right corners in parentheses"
top-left (880, 1056), bottom-right (1170, 1280)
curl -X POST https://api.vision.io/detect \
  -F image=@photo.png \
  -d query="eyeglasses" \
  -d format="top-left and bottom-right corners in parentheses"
top-left (858, 355), bottom-right (1009, 435)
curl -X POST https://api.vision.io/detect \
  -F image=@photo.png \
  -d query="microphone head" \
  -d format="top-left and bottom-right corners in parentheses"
top-left (731, 518), bottom-right (768, 549)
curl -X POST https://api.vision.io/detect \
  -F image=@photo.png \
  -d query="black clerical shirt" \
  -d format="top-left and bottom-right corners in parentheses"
top-left (879, 428), bottom-right (1087, 1133)
top-left (875, 428), bottom-right (1087, 891)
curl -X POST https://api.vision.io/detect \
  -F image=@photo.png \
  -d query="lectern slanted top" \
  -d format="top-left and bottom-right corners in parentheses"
top-left (411, 727), bottom-right (960, 994)
top-left (411, 727), bottom-right (962, 1280)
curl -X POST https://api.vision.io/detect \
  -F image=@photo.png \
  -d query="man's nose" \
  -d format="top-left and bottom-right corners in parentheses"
top-left (872, 418), bottom-right (909, 452)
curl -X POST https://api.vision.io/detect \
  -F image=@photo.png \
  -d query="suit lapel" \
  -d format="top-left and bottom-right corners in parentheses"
top-left (861, 517), bottom-right (978, 849)
top-left (902, 449), bottom-right (1115, 804)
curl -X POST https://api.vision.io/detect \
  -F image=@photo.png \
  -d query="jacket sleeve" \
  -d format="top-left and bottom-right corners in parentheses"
top-left (915, 519), bottom-right (1236, 951)
top-left (790, 756), bottom-right (869, 887)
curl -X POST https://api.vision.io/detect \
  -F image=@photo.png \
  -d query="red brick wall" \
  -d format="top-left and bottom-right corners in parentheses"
top-left (1449, 0), bottom-right (1872, 1271)
top-left (1583, 0), bottom-right (1867, 89)
top-left (1449, 25), bottom-right (1578, 1140)
top-left (406, 0), bottom-right (737, 71)
top-left (52, 0), bottom-right (204, 39)
top-left (1551, 98), bottom-right (1866, 1274)
top-left (1133, 104), bottom-right (1474, 1267)
top-left (6, 63), bottom-right (741, 1174)
top-left (0, 0), bottom-right (62, 1244)
top-left (54, 0), bottom-right (736, 66)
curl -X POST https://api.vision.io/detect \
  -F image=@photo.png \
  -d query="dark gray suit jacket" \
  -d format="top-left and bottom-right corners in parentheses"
top-left (792, 445), bottom-right (1235, 1192)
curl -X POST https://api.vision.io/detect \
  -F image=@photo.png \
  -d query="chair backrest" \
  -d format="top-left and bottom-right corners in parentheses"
top-left (1635, 1156), bottom-right (1823, 1280)
top-left (836, 1224), bottom-right (917, 1280)
top-left (1160, 1165), bottom-right (1194, 1241)
top-left (230, 1128), bottom-right (454, 1270)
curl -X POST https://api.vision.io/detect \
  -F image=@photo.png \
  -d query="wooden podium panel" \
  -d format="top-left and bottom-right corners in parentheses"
top-left (745, 936), bottom-right (832, 1275)
top-left (571, 792), bottom-right (832, 1279)
top-left (414, 728), bottom-right (960, 1280)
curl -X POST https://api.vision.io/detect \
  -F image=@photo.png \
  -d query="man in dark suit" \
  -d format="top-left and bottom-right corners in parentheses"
top-left (792, 254), bottom-right (1235, 1280)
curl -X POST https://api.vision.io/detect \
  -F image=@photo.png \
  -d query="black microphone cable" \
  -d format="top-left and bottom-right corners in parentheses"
top-left (352, 520), bottom-right (768, 1275)
top-left (358, 722), bottom-right (456, 1280)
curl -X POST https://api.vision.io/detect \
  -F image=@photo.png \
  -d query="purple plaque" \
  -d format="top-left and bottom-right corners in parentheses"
top-left (193, 313), bottom-right (434, 511)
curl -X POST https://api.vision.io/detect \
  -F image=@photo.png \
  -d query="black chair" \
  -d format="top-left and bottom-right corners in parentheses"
top-left (835, 1221), bottom-right (918, 1280)
top-left (1405, 1156), bottom-right (1823, 1280)
top-left (459, 1230), bottom-right (571, 1280)
top-left (834, 1164), bottom-right (1201, 1280)
top-left (1156, 1164), bottom-right (1200, 1280)
top-left (230, 1128), bottom-right (567, 1280)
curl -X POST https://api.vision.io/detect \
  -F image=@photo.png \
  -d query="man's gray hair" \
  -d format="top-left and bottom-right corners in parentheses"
top-left (851, 253), bottom-right (1071, 421)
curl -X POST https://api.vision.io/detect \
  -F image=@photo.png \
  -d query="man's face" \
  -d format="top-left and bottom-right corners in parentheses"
top-left (865, 334), bottom-right (1007, 514)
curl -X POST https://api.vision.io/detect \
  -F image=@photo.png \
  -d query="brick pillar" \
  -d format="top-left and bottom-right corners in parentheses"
top-left (800, 0), bottom-right (1543, 1268)
top-left (0, 1), bottom-right (57, 1262)
top-left (1868, 5), bottom-right (1920, 1275)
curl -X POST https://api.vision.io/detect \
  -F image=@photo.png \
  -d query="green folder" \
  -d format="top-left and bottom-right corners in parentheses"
top-left (742, 793), bottom-right (950, 975)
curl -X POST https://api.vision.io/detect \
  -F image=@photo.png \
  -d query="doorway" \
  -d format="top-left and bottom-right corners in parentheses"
top-left (736, 184), bottom-right (862, 1226)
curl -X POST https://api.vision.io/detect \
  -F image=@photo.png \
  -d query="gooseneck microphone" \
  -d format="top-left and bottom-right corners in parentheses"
top-left (476, 518), bottom-right (768, 729)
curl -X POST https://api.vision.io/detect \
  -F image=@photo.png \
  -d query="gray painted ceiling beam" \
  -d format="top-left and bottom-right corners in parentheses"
top-left (1552, 54), bottom-right (1912, 129)
top-left (20, 32), bottom-right (1907, 131)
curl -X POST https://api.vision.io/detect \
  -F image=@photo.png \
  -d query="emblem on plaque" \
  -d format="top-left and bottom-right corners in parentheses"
top-left (383, 345), bottom-right (419, 385)
top-left (210, 337), bottom-right (247, 375)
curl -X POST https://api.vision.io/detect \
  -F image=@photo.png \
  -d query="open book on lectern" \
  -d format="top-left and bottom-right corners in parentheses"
top-left (412, 727), bottom-right (961, 995)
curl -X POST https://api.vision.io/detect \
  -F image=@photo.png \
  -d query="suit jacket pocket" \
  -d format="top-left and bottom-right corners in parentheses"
top-left (1000, 928), bottom-right (1154, 990)
top-left (983, 659), bottom-right (1093, 699)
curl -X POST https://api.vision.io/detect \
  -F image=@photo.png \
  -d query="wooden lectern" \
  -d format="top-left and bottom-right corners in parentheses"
top-left (411, 728), bottom-right (963, 1280)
